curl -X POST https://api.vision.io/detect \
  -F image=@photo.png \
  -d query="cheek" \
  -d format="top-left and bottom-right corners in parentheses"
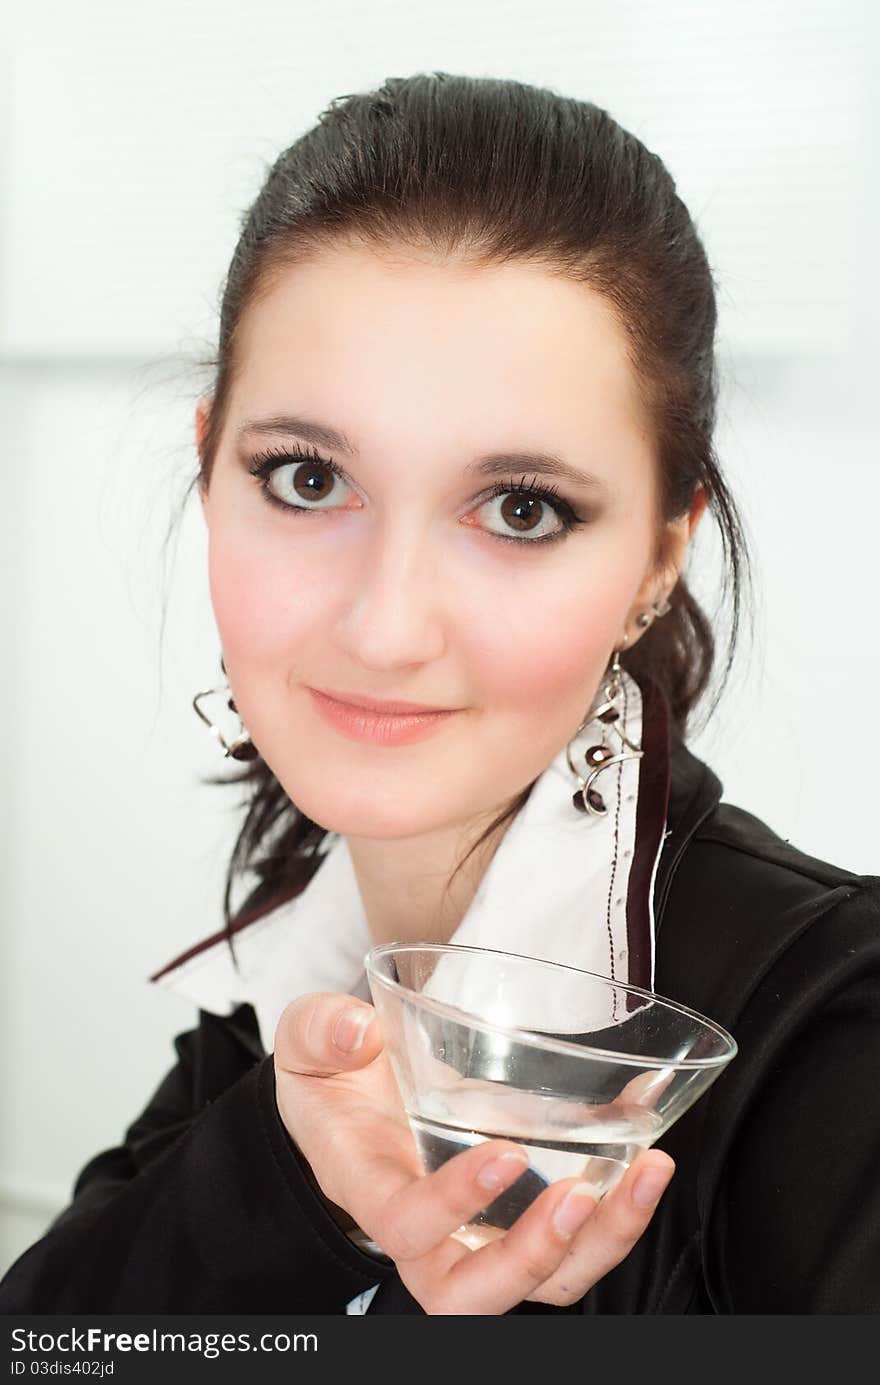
top-left (206, 525), bottom-right (328, 664)
top-left (463, 569), bottom-right (629, 712)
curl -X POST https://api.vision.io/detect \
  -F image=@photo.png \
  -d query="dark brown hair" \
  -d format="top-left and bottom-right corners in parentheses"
top-left (170, 72), bottom-right (755, 960)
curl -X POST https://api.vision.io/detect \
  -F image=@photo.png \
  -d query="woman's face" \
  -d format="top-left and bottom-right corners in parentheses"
top-left (199, 242), bottom-right (700, 839)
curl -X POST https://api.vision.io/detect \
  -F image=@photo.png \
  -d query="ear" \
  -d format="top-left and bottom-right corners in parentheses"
top-left (665, 484), bottom-right (709, 573)
top-left (195, 400), bottom-right (212, 517)
top-left (626, 485), bottom-right (709, 636)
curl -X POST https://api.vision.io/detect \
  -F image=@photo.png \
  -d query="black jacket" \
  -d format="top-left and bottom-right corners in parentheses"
top-left (2, 732), bottom-right (879, 1314)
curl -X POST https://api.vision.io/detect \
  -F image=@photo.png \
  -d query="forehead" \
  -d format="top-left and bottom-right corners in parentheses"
top-left (231, 243), bottom-right (653, 474)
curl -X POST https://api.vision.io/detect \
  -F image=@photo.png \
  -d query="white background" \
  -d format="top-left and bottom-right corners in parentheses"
top-left (1, 0), bottom-right (877, 1272)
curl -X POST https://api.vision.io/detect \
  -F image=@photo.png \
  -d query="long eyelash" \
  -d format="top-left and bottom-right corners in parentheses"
top-left (246, 444), bottom-right (589, 544)
top-left (248, 441), bottom-right (343, 482)
top-left (247, 441), bottom-right (351, 513)
top-left (481, 473), bottom-right (586, 543)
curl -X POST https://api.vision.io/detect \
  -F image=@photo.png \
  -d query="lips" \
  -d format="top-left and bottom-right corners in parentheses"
top-left (307, 687), bottom-right (460, 747)
top-left (310, 688), bottom-right (455, 715)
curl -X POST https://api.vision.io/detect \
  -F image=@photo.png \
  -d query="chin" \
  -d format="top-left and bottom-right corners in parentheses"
top-left (272, 777), bottom-right (429, 839)
top-left (313, 809), bottom-right (438, 841)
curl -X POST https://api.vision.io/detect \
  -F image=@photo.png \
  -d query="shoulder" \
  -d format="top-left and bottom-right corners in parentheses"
top-left (672, 793), bottom-right (878, 924)
top-left (661, 729), bottom-right (878, 942)
top-left (656, 792), bottom-right (880, 1029)
top-left (695, 797), bottom-right (870, 888)
top-left (676, 805), bottom-right (880, 1311)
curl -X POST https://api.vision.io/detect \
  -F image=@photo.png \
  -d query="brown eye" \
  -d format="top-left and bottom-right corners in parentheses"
top-left (474, 488), bottom-right (568, 542)
top-left (248, 446), bottom-right (588, 546)
top-left (499, 493), bottom-right (546, 534)
top-left (248, 447), bottom-right (356, 512)
top-left (291, 460), bottom-right (337, 503)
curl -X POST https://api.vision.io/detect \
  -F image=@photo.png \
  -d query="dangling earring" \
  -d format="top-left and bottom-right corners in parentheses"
top-left (192, 653), bottom-right (259, 761)
top-left (567, 645), bottom-right (644, 816)
top-left (566, 594), bottom-right (670, 816)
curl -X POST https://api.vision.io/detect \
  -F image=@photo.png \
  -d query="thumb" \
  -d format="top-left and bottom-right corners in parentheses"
top-left (274, 992), bottom-right (383, 1077)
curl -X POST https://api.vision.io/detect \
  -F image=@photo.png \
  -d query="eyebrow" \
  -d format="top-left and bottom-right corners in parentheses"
top-left (236, 414), bottom-right (611, 493)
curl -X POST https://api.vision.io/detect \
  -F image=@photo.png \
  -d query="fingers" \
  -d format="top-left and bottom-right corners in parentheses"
top-left (401, 1149), bottom-right (675, 1314)
top-left (402, 1176), bottom-right (599, 1314)
top-left (616, 1067), bottom-right (676, 1110)
top-left (366, 1138), bottom-right (534, 1264)
top-left (523, 1150), bottom-right (676, 1307)
top-left (274, 992), bottom-right (383, 1077)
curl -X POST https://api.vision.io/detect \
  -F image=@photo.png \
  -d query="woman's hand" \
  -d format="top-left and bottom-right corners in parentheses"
top-left (273, 992), bottom-right (675, 1314)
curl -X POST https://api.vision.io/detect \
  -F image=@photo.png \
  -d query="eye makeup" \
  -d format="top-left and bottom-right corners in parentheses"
top-left (244, 441), bottom-right (596, 548)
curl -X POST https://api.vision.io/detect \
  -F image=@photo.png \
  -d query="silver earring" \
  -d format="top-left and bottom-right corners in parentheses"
top-left (192, 654), bottom-right (259, 762)
top-left (567, 595), bottom-right (670, 814)
top-left (637, 594), bottom-right (672, 628)
top-left (567, 645), bottom-right (644, 816)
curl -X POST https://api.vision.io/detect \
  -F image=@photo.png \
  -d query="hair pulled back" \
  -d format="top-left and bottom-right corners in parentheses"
top-left (179, 72), bottom-right (754, 951)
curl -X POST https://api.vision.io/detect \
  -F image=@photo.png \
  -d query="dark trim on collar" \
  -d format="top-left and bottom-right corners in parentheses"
top-left (654, 728), bottom-right (725, 932)
top-left (625, 674), bottom-right (671, 990)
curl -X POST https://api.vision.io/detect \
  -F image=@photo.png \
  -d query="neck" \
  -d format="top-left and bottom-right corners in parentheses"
top-left (345, 801), bottom-right (523, 947)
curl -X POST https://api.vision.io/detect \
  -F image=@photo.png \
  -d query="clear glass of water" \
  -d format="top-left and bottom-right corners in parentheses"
top-left (364, 942), bottom-right (737, 1249)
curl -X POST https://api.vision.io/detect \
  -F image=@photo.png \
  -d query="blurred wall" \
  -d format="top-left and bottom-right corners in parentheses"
top-left (1, 0), bottom-right (876, 1272)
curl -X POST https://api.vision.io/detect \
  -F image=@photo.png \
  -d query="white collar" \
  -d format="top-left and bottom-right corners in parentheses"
top-left (149, 668), bottom-right (670, 1053)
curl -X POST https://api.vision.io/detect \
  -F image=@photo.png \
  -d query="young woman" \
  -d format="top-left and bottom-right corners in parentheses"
top-left (2, 72), bottom-right (877, 1316)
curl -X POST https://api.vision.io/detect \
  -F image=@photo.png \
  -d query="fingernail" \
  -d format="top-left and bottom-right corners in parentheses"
top-left (476, 1151), bottom-right (530, 1191)
top-left (332, 1006), bottom-right (374, 1053)
top-left (632, 1166), bottom-right (672, 1209)
top-left (552, 1183), bottom-right (597, 1239)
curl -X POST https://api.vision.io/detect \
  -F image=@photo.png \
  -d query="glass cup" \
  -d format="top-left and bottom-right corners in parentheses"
top-left (365, 942), bottom-right (737, 1249)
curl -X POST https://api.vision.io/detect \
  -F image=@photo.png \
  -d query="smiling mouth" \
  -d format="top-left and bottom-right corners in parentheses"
top-left (307, 687), bottom-right (461, 746)
top-left (309, 687), bottom-right (460, 715)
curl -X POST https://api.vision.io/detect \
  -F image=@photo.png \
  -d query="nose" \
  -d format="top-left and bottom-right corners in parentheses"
top-left (331, 520), bottom-right (447, 671)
